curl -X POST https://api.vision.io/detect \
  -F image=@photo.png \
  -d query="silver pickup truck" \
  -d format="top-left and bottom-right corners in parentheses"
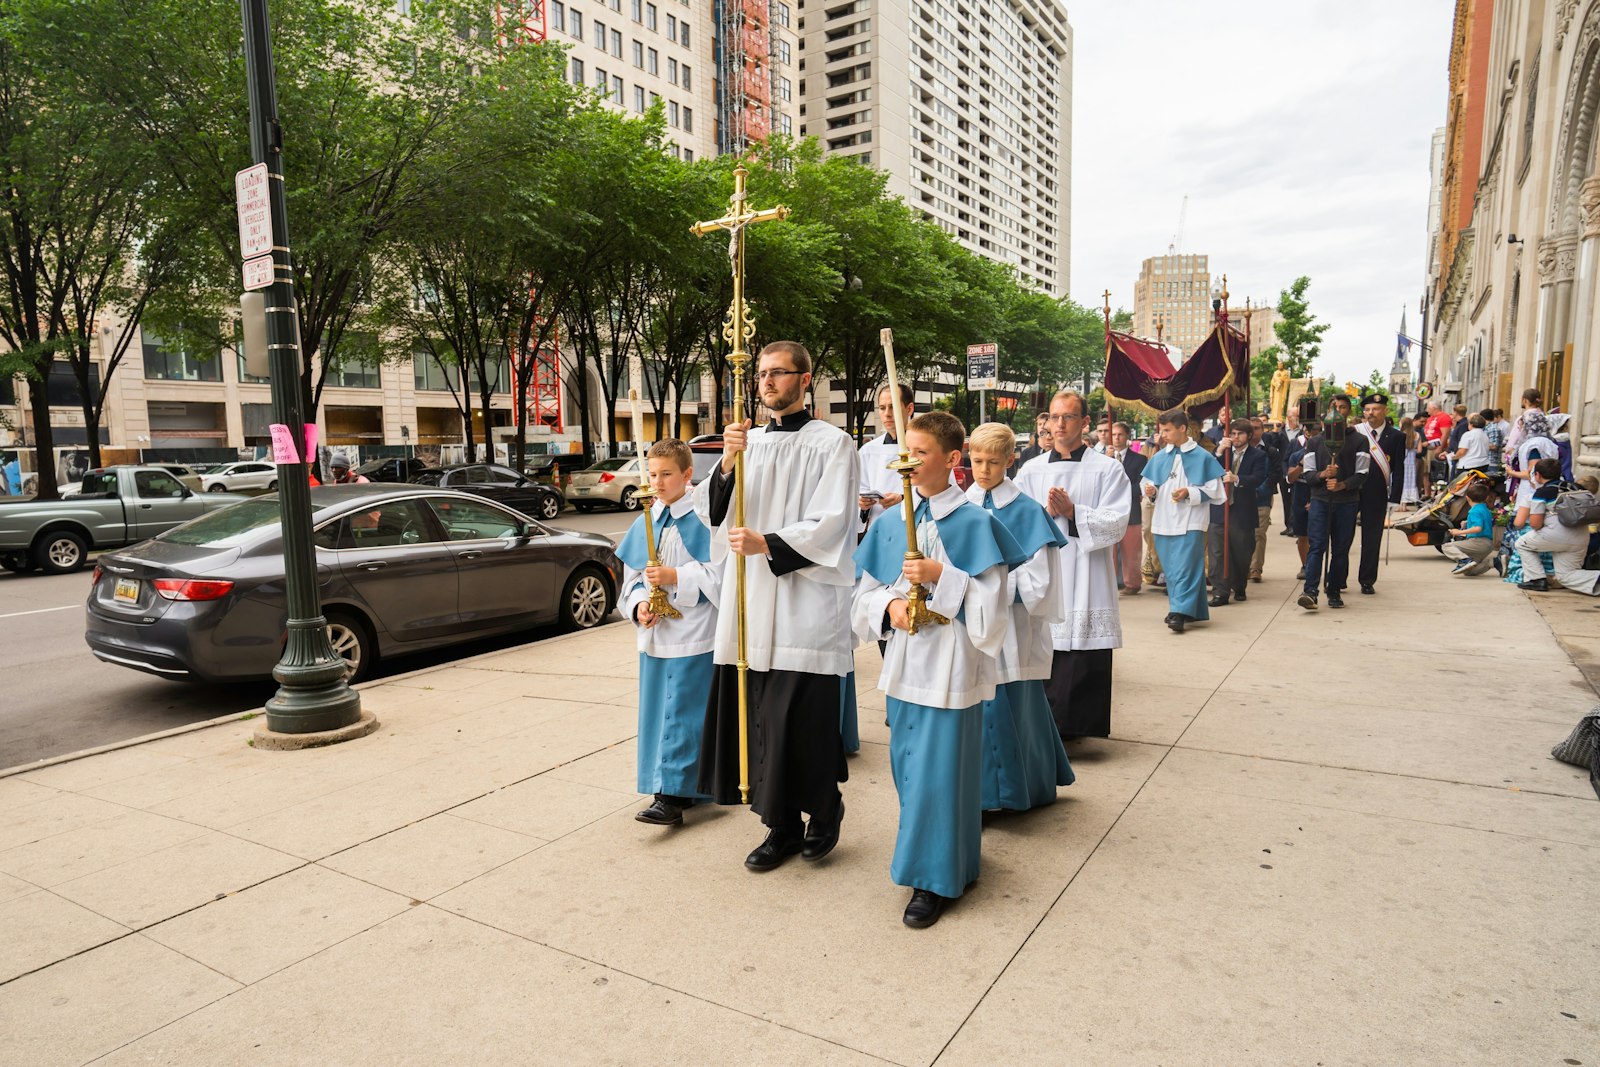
top-left (0, 466), bottom-right (251, 574)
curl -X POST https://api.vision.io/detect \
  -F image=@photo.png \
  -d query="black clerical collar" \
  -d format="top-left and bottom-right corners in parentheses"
top-left (768, 408), bottom-right (813, 432)
top-left (1048, 444), bottom-right (1089, 462)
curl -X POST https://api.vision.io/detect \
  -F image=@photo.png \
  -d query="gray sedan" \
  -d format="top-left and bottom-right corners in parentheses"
top-left (84, 485), bottom-right (620, 683)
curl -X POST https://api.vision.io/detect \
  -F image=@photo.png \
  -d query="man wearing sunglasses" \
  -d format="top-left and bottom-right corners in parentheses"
top-left (695, 341), bottom-right (860, 874)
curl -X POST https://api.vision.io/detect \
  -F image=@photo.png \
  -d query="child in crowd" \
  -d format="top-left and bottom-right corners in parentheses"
top-left (853, 411), bottom-right (1024, 928)
top-left (1442, 480), bottom-right (1498, 576)
top-left (1515, 458), bottom-right (1600, 595)
top-left (963, 422), bottom-right (1074, 813)
top-left (619, 440), bottom-right (719, 826)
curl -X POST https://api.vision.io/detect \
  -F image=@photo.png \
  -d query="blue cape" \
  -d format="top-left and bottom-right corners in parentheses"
top-left (616, 505), bottom-right (710, 570)
top-left (1142, 444), bottom-right (1224, 487)
top-left (855, 496), bottom-right (1028, 588)
top-left (979, 488), bottom-right (1067, 559)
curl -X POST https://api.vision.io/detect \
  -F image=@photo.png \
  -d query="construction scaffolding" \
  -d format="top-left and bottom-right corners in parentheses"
top-left (493, 0), bottom-right (548, 47)
top-left (715, 0), bottom-right (775, 154)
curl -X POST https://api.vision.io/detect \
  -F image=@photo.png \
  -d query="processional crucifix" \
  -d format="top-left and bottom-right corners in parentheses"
top-left (690, 162), bottom-right (789, 805)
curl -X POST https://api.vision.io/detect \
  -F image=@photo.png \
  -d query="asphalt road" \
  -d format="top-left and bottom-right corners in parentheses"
top-left (0, 507), bottom-right (638, 769)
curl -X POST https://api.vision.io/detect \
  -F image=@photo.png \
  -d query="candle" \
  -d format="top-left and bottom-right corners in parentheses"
top-left (629, 388), bottom-right (648, 485)
top-left (880, 328), bottom-right (907, 443)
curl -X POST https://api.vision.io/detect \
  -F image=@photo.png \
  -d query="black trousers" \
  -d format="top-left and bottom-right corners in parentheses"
top-left (1045, 648), bottom-right (1114, 739)
top-left (1206, 513), bottom-right (1255, 598)
top-left (1279, 479), bottom-right (1293, 529)
top-left (1357, 497), bottom-right (1389, 587)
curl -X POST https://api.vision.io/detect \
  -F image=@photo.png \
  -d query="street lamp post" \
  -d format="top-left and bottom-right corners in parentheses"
top-left (241, 0), bottom-right (362, 734)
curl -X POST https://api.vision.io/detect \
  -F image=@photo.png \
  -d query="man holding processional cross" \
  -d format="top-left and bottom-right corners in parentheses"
top-left (690, 166), bottom-right (858, 874)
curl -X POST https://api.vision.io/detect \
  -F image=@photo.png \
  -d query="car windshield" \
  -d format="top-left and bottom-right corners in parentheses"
top-left (590, 458), bottom-right (631, 472)
top-left (159, 498), bottom-right (282, 546)
top-left (409, 470), bottom-right (443, 485)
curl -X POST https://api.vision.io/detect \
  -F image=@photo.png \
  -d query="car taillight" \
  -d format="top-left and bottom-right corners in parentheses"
top-left (92, 565), bottom-right (102, 584)
top-left (599, 472), bottom-right (615, 483)
top-left (152, 578), bottom-right (235, 601)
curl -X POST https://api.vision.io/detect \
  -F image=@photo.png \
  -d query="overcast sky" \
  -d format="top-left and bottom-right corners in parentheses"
top-left (1066, 0), bottom-right (1453, 386)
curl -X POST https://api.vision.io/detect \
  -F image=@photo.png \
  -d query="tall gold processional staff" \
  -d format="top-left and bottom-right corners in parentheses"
top-left (690, 162), bottom-right (790, 804)
top-left (879, 328), bottom-right (949, 635)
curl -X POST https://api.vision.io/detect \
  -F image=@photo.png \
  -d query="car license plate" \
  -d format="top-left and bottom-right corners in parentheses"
top-left (575, 487), bottom-right (589, 494)
top-left (113, 578), bottom-right (140, 603)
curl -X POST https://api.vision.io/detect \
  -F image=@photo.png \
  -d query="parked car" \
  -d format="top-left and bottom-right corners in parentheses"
top-left (407, 463), bottom-right (564, 521)
top-left (201, 461), bottom-right (279, 493)
top-left (520, 453), bottom-right (590, 489)
top-left (0, 466), bottom-right (249, 574)
top-left (353, 457), bottom-right (430, 484)
top-left (84, 485), bottom-right (621, 683)
top-left (688, 439), bottom-right (724, 484)
top-left (567, 457), bottom-right (645, 511)
top-left (151, 464), bottom-right (206, 493)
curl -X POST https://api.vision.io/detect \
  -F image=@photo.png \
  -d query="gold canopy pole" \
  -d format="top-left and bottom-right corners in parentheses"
top-left (879, 328), bottom-right (948, 635)
top-left (628, 389), bottom-right (680, 621)
top-left (691, 163), bottom-right (790, 805)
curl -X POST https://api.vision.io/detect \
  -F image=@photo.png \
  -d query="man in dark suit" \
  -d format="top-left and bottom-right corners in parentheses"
top-left (1353, 393), bottom-right (1405, 594)
top-left (1207, 420), bottom-right (1267, 606)
top-left (1015, 411), bottom-right (1052, 468)
top-left (1110, 421), bottom-right (1148, 594)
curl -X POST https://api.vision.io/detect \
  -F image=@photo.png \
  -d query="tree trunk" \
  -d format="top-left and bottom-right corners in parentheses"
top-left (27, 368), bottom-right (58, 499)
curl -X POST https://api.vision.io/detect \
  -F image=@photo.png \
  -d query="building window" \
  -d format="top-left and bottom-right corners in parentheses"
top-left (777, 39), bottom-right (790, 64)
top-left (609, 0), bottom-right (619, 10)
top-left (646, 2), bottom-right (657, 29)
top-left (593, 18), bottom-right (605, 47)
top-left (595, 66), bottom-right (608, 93)
top-left (679, 21), bottom-right (689, 46)
top-left (778, 75), bottom-right (792, 101)
top-left (612, 73), bottom-right (624, 99)
top-left (412, 348), bottom-right (457, 392)
top-left (142, 330), bottom-right (222, 382)
top-left (634, 84), bottom-right (646, 111)
top-left (683, 148), bottom-right (693, 162)
top-left (780, 112), bottom-right (793, 135)
top-left (632, 39), bottom-right (643, 66)
top-left (682, 106), bottom-right (692, 133)
top-left (631, 0), bottom-right (641, 20)
top-left (324, 332), bottom-right (382, 389)
top-left (669, 100), bottom-right (680, 126)
top-left (611, 27), bottom-right (622, 55)
top-left (777, 1), bottom-right (790, 27)
top-left (666, 13), bottom-right (676, 39)
top-left (569, 8), bottom-right (582, 35)
top-left (647, 47), bottom-right (658, 74)
top-left (681, 64), bottom-right (691, 90)
top-left (570, 56), bottom-right (584, 84)
top-left (668, 57), bottom-right (678, 84)
top-left (552, 0), bottom-right (565, 33)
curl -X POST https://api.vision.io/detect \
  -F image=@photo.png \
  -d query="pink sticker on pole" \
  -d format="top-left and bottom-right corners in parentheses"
top-left (269, 424), bottom-right (299, 464)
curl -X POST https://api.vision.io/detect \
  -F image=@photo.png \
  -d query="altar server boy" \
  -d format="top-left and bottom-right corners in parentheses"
top-left (964, 423), bottom-right (1074, 812)
top-left (619, 439), bottom-right (720, 827)
top-left (1140, 409), bottom-right (1226, 633)
top-left (853, 411), bottom-right (1025, 928)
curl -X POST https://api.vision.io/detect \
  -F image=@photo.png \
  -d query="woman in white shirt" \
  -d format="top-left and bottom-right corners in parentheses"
top-left (1452, 414), bottom-right (1492, 472)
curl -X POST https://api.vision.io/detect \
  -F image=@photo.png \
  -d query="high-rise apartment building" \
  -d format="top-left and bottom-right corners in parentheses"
top-left (1132, 254), bottom-right (1213, 361)
top-left (795, 0), bottom-right (1072, 297)
top-left (714, 0), bottom-right (802, 152)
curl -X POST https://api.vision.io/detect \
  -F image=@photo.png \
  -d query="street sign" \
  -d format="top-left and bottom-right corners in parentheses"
top-left (966, 342), bottom-right (998, 391)
top-left (235, 163), bottom-right (272, 259)
top-left (242, 254), bottom-right (274, 291)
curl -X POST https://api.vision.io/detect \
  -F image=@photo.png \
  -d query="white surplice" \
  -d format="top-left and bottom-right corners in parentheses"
top-left (1014, 447), bottom-right (1132, 651)
top-left (619, 495), bottom-right (721, 658)
top-left (693, 417), bottom-right (860, 677)
top-left (851, 485), bottom-right (1012, 709)
top-left (963, 479), bottom-right (1061, 683)
top-left (1142, 440), bottom-right (1225, 536)
top-left (857, 431), bottom-right (903, 533)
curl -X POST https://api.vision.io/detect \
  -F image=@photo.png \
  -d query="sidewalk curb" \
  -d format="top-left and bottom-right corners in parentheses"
top-left (0, 618), bottom-right (620, 781)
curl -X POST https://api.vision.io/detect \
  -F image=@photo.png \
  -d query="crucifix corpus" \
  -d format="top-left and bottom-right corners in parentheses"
top-left (690, 162), bottom-right (790, 805)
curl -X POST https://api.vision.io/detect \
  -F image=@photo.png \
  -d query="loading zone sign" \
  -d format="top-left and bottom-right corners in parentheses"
top-left (966, 343), bottom-right (998, 391)
top-left (235, 163), bottom-right (273, 260)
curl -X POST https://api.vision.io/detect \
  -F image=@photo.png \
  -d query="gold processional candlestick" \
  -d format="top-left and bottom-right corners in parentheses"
top-left (628, 388), bottom-right (680, 621)
top-left (691, 162), bottom-right (790, 805)
top-left (879, 328), bottom-right (948, 636)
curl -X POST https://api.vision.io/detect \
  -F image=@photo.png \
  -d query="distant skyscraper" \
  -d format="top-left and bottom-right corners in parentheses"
top-left (796, 0), bottom-right (1073, 296)
top-left (1132, 254), bottom-right (1213, 360)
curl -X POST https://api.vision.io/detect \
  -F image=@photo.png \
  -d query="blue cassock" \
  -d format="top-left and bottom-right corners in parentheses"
top-left (856, 495), bottom-right (1026, 897)
top-left (618, 507), bottom-right (714, 800)
top-left (978, 489), bottom-right (1075, 812)
top-left (1143, 445), bottom-right (1224, 622)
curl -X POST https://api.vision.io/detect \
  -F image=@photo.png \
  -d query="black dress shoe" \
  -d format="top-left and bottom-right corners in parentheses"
top-left (1235, 590), bottom-right (1247, 601)
top-left (635, 798), bottom-right (684, 826)
top-left (1208, 595), bottom-right (1229, 608)
top-left (1327, 594), bottom-right (1345, 608)
top-left (744, 829), bottom-right (804, 872)
top-left (1297, 593), bottom-right (1317, 610)
top-left (802, 802), bottom-right (843, 860)
top-left (903, 889), bottom-right (948, 928)
top-left (1360, 584), bottom-right (1375, 595)
top-left (1167, 614), bottom-right (1186, 633)
top-left (1296, 567), bottom-right (1306, 580)
top-left (1518, 578), bottom-right (1549, 591)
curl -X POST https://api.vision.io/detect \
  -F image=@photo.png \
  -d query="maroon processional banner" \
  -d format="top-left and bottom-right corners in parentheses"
top-left (1101, 324), bottom-right (1249, 420)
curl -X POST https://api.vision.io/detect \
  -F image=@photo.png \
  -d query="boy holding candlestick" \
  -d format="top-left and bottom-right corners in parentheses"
top-left (853, 410), bottom-right (1025, 928)
top-left (620, 439), bottom-right (720, 826)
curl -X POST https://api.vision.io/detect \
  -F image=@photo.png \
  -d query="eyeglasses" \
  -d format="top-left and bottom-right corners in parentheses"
top-left (754, 369), bottom-right (804, 382)
top-left (1045, 413), bottom-right (1084, 423)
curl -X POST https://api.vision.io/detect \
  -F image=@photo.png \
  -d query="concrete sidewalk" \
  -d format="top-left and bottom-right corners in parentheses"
top-left (1, 531), bottom-right (1596, 1066)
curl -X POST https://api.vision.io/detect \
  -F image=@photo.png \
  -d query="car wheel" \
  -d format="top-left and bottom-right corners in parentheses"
top-left (559, 566), bottom-right (612, 630)
top-left (34, 530), bottom-right (88, 574)
top-left (620, 486), bottom-right (639, 511)
top-left (266, 479), bottom-right (278, 491)
top-left (207, 483), bottom-right (227, 492)
top-left (538, 493), bottom-right (561, 520)
top-left (1, 551), bottom-right (32, 573)
top-left (325, 610), bottom-right (376, 684)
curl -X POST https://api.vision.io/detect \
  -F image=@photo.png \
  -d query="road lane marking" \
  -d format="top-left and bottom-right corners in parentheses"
top-left (0, 605), bottom-right (78, 620)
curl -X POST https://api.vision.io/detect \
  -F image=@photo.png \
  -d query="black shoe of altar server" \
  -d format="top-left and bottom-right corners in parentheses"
top-left (1166, 614), bottom-right (1186, 633)
top-left (635, 798), bottom-right (684, 826)
top-left (745, 828), bottom-right (805, 872)
top-left (1360, 583), bottom-right (1375, 595)
top-left (902, 889), bottom-right (948, 929)
top-left (802, 802), bottom-right (843, 861)
top-left (1297, 593), bottom-right (1317, 610)
top-left (1235, 590), bottom-right (1247, 601)
top-left (1208, 594), bottom-right (1229, 608)
top-left (1328, 594), bottom-right (1345, 609)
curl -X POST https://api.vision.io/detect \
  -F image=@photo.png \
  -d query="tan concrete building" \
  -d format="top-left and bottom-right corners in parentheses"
top-left (795, 0), bottom-right (1073, 297)
top-left (1428, 0), bottom-right (1600, 481)
top-left (1131, 253), bottom-right (1213, 360)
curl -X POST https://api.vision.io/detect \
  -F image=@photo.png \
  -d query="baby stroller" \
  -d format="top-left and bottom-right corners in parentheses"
top-left (1389, 469), bottom-right (1493, 553)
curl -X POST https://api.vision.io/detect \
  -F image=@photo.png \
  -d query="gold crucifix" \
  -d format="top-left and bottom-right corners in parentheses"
top-left (690, 161), bottom-right (790, 806)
